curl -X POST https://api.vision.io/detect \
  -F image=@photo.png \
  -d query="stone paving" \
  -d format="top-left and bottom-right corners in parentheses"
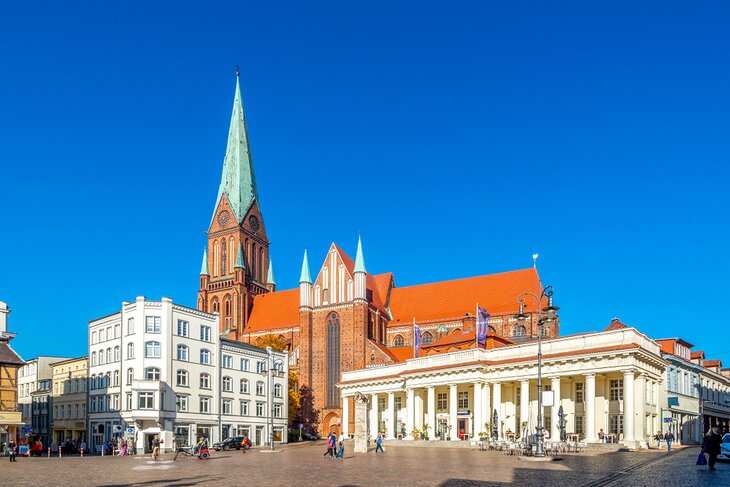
top-left (0, 442), bottom-right (726, 486)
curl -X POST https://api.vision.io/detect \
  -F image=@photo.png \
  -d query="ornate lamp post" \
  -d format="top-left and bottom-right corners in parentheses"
top-left (515, 286), bottom-right (559, 458)
top-left (260, 346), bottom-right (285, 451)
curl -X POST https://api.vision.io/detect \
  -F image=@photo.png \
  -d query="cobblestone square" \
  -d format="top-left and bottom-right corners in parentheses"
top-left (0, 443), bottom-right (726, 487)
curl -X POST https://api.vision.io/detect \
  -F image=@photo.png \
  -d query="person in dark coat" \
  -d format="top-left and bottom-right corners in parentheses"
top-left (702, 427), bottom-right (723, 470)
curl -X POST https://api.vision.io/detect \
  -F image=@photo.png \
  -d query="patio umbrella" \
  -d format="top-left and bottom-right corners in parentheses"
top-left (492, 409), bottom-right (499, 440)
top-left (558, 405), bottom-right (567, 442)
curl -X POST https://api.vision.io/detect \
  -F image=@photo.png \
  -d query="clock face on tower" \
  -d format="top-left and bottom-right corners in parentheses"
top-left (217, 210), bottom-right (230, 227)
top-left (248, 215), bottom-right (260, 233)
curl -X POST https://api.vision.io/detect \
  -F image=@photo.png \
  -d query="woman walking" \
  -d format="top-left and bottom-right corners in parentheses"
top-left (702, 427), bottom-right (723, 471)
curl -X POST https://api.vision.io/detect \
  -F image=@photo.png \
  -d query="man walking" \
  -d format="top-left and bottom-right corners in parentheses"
top-left (374, 431), bottom-right (384, 454)
top-left (663, 430), bottom-right (674, 451)
top-left (702, 427), bottom-right (723, 471)
top-left (336, 432), bottom-right (345, 459)
top-left (151, 434), bottom-right (161, 460)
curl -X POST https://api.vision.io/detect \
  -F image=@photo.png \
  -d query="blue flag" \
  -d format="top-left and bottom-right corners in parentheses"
top-left (476, 306), bottom-right (490, 345)
top-left (414, 320), bottom-right (422, 358)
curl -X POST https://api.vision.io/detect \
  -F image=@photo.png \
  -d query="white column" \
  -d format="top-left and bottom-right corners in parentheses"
top-left (386, 392), bottom-right (395, 439)
top-left (370, 393), bottom-right (378, 437)
top-left (342, 396), bottom-right (350, 437)
top-left (551, 377), bottom-right (561, 441)
top-left (623, 371), bottom-right (635, 443)
top-left (415, 391), bottom-right (424, 429)
top-left (520, 380), bottom-right (529, 438)
top-left (585, 374), bottom-right (596, 442)
top-left (406, 388), bottom-right (415, 439)
top-left (482, 382), bottom-right (490, 431)
top-left (449, 384), bottom-right (458, 441)
top-left (492, 382), bottom-right (501, 438)
top-left (634, 374), bottom-right (646, 443)
top-left (427, 386), bottom-right (436, 439)
top-left (473, 382), bottom-right (482, 438)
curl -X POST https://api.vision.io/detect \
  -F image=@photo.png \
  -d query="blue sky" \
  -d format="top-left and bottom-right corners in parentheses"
top-left (1, 1), bottom-right (728, 362)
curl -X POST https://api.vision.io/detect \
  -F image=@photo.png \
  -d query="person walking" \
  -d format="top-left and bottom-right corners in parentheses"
top-left (151, 434), bottom-right (161, 461)
top-left (653, 431), bottom-right (662, 449)
top-left (663, 430), bottom-right (674, 451)
top-left (323, 433), bottom-right (335, 458)
top-left (702, 427), bottom-right (723, 471)
top-left (374, 431), bottom-right (385, 454)
top-left (8, 441), bottom-right (17, 462)
top-left (336, 432), bottom-right (345, 459)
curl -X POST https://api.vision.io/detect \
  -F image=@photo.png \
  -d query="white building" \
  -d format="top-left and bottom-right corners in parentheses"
top-left (87, 296), bottom-right (288, 453)
top-left (656, 338), bottom-right (702, 444)
top-left (339, 324), bottom-right (666, 449)
top-left (18, 356), bottom-right (68, 437)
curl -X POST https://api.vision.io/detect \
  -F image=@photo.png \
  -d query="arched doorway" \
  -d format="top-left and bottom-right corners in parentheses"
top-left (322, 412), bottom-right (340, 435)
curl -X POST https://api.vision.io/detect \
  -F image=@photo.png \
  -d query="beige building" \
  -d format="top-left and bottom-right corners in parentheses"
top-left (51, 357), bottom-right (88, 445)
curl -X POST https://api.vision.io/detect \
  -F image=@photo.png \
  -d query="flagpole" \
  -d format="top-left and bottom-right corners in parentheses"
top-left (475, 302), bottom-right (479, 349)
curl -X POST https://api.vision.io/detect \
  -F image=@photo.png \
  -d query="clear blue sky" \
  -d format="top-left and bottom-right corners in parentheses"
top-left (2, 1), bottom-right (728, 362)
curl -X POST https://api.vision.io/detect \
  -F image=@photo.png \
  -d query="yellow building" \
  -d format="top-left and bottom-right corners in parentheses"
top-left (51, 357), bottom-right (88, 445)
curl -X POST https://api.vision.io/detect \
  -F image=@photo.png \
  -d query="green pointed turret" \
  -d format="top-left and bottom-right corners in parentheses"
top-left (299, 249), bottom-right (312, 284)
top-left (235, 242), bottom-right (245, 269)
top-left (266, 257), bottom-right (276, 285)
top-left (200, 248), bottom-right (209, 275)
top-left (354, 236), bottom-right (367, 274)
top-left (212, 74), bottom-right (259, 224)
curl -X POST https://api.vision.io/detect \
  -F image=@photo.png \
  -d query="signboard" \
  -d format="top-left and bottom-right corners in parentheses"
top-left (126, 427), bottom-right (135, 434)
top-left (542, 391), bottom-right (554, 407)
top-left (663, 418), bottom-right (672, 423)
top-left (21, 426), bottom-right (33, 435)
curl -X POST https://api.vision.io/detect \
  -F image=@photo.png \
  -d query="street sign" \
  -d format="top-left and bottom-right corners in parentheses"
top-left (663, 418), bottom-right (672, 423)
top-left (21, 426), bottom-right (32, 434)
top-left (126, 427), bottom-right (135, 434)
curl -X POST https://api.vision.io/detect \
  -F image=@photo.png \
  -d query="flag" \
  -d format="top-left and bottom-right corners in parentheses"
top-left (413, 319), bottom-right (422, 358)
top-left (476, 305), bottom-right (490, 345)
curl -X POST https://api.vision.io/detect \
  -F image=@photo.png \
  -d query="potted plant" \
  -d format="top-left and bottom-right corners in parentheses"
top-left (411, 427), bottom-right (421, 441)
top-left (421, 424), bottom-right (431, 441)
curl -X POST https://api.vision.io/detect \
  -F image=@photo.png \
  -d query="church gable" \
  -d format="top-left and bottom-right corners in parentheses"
top-left (311, 244), bottom-right (355, 306)
top-left (208, 193), bottom-right (237, 234)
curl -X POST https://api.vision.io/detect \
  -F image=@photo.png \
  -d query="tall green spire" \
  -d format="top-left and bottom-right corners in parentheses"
top-left (266, 257), bottom-right (276, 285)
top-left (200, 248), bottom-right (209, 275)
top-left (213, 72), bottom-right (259, 223)
top-left (354, 235), bottom-right (367, 274)
top-left (235, 242), bottom-right (245, 269)
top-left (299, 249), bottom-right (312, 284)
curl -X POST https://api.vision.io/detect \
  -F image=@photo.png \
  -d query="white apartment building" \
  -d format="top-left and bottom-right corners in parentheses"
top-left (87, 296), bottom-right (288, 454)
top-left (17, 356), bottom-right (68, 435)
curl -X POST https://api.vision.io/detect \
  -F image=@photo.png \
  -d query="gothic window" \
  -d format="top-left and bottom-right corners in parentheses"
top-left (212, 297), bottom-right (220, 313)
top-left (213, 240), bottom-right (219, 277)
top-left (326, 313), bottom-right (341, 407)
top-left (422, 332), bottom-right (434, 345)
top-left (323, 288), bottom-right (329, 304)
top-left (251, 243), bottom-right (257, 279)
top-left (512, 325), bottom-right (526, 337)
top-left (260, 248), bottom-right (264, 283)
top-left (393, 335), bottom-right (405, 347)
top-left (224, 295), bottom-right (232, 329)
top-left (221, 239), bottom-right (227, 275)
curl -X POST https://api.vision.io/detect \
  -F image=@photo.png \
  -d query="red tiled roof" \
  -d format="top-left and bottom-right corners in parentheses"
top-left (333, 243), bottom-right (355, 275)
top-left (604, 318), bottom-right (629, 332)
top-left (655, 339), bottom-right (676, 355)
top-left (388, 347), bottom-right (414, 362)
top-left (388, 268), bottom-right (543, 325)
top-left (704, 359), bottom-right (722, 368)
top-left (691, 351), bottom-right (705, 360)
top-left (247, 288), bottom-right (300, 332)
top-left (369, 340), bottom-right (399, 362)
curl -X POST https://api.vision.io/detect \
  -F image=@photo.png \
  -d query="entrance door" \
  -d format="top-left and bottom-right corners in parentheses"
top-left (437, 419), bottom-right (448, 440)
top-left (222, 424), bottom-right (231, 440)
top-left (145, 434), bottom-right (154, 453)
top-left (255, 426), bottom-right (264, 446)
top-left (458, 419), bottom-right (467, 440)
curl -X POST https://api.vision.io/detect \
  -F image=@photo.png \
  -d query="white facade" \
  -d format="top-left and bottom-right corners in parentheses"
top-left (17, 356), bottom-right (67, 432)
top-left (658, 340), bottom-right (702, 444)
top-left (340, 327), bottom-right (666, 449)
top-left (87, 296), bottom-right (288, 454)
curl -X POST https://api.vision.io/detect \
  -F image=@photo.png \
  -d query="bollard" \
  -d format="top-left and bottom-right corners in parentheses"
top-left (58, 446), bottom-right (62, 458)
top-left (101, 446), bottom-right (105, 457)
top-left (80, 447), bottom-right (84, 458)
top-left (47, 447), bottom-right (50, 457)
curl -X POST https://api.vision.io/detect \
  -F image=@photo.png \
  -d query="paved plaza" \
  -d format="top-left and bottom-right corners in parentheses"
top-left (0, 443), bottom-right (726, 487)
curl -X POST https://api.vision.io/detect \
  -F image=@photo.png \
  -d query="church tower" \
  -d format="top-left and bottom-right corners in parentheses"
top-left (197, 72), bottom-right (270, 340)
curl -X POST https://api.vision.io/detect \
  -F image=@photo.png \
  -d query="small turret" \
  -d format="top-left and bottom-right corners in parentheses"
top-left (354, 236), bottom-right (367, 302)
top-left (299, 249), bottom-right (312, 309)
top-left (200, 248), bottom-right (210, 290)
top-left (266, 257), bottom-right (276, 292)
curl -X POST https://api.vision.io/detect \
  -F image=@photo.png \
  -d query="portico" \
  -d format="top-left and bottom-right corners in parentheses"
top-left (340, 327), bottom-right (666, 449)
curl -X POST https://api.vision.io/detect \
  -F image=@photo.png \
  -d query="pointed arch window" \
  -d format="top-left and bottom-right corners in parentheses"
top-left (213, 240), bottom-right (219, 277)
top-left (326, 313), bottom-right (341, 407)
top-left (221, 239), bottom-right (227, 275)
top-left (212, 297), bottom-right (220, 314)
top-left (224, 295), bottom-right (232, 330)
top-left (251, 243), bottom-right (257, 279)
top-left (422, 331), bottom-right (434, 345)
top-left (393, 335), bottom-right (405, 347)
top-left (513, 324), bottom-right (526, 337)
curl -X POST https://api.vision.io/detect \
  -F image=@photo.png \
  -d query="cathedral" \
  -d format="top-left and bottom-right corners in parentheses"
top-left (197, 75), bottom-right (557, 434)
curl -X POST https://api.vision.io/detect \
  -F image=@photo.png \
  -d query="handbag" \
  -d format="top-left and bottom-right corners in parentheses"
top-left (696, 452), bottom-right (707, 466)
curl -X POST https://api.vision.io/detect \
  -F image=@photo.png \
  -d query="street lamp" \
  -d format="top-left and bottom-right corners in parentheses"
top-left (260, 346), bottom-right (285, 451)
top-left (515, 285), bottom-right (559, 458)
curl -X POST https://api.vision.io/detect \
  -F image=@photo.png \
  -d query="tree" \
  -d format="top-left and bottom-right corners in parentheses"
top-left (257, 334), bottom-right (287, 352)
top-left (288, 369), bottom-right (301, 425)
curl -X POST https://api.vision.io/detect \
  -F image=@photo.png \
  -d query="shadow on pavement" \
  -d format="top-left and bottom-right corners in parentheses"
top-left (104, 475), bottom-right (224, 487)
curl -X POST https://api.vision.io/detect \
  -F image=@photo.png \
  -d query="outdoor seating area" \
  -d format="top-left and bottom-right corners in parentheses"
top-left (477, 438), bottom-right (588, 456)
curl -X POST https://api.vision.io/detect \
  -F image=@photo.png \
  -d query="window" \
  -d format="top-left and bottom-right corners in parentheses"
top-left (200, 325), bottom-right (211, 342)
top-left (222, 354), bottom-right (233, 368)
top-left (609, 415), bottom-right (623, 434)
top-left (200, 373), bottom-right (211, 389)
top-left (114, 346), bottom-right (120, 362)
top-left (513, 325), bottom-right (526, 337)
top-left (575, 382), bottom-right (584, 403)
top-left (610, 379), bottom-right (624, 401)
top-left (126, 368), bottom-right (133, 385)
top-left (92, 331), bottom-right (97, 344)
top-left (222, 399), bottom-right (232, 415)
top-left (256, 361), bottom-right (266, 374)
top-left (274, 384), bottom-right (283, 398)
top-left (114, 324), bottom-right (120, 338)
top-left (100, 328), bottom-right (105, 342)
top-left (240, 379), bottom-right (249, 394)
top-left (274, 403), bottom-right (282, 418)
top-left (458, 391), bottom-right (469, 409)
top-left (111, 394), bottom-right (120, 410)
top-left (240, 358), bottom-right (250, 371)
top-left (256, 402), bottom-right (265, 417)
top-left (176, 395), bottom-right (188, 412)
top-left (437, 393), bottom-right (447, 411)
top-left (176, 370), bottom-right (188, 387)
top-left (106, 348), bottom-right (112, 363)
top-left (90, 397), bottom-right (97, 412)
top-left (138, 392), bottom-right (154, 409)
top-left (393, 335), bottom-right (405, 347)
top-left (127, 318), bottom-right (134, 335)
top-left (146, 316), bottom-right (161, 333)
top-left (200, 349), bottom-right (211, 365)
top-left (177, 344), bottom-right (189, 361)
top-left (99, 351), bottom-right (105, 365)
top-left (221, 239), bottom-right (227, 275)
top-left (91, 352), bottom-right (97, 366)
top-left (145, 368), bottom-right (161, 381)
top-left (422, 332), bottom-right (434, 345)
top-left (177, 319), bottom-right (188, 337)
top-left (113, 370), bottom-right (120, 386)
top-left (127, 342), bottom-right (135, 359)
top-left (200, 397), bottom-right (211, 413)
top-left (240, 400), bottom-right (250, 416)
top-left (575, 416), bottom-right (584, 435)
top-left (145, 341), bottom-right (161, 358)
top-left (222, 376), bottom-right (233, 392)
top-left (394, 396), bottom-right (402, 412)
top-left (326, 313), bottom-right (341, 407)
top-left (256, 381), bottom-right (265, 396)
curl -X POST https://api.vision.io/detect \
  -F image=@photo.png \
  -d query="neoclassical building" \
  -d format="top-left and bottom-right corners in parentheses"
top-left (339, 323), bottom-right (667, 449)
